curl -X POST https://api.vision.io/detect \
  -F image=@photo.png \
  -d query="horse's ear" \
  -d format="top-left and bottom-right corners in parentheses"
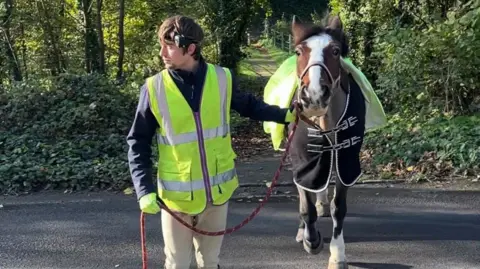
top-left (327, 15), bottom-right (343, 30)
top-left (292, 15), bottom-right (302, 31)
top-left (291, 15), bottom-right (305, 45)
top-left (326, 15), bottom-right (349, 56)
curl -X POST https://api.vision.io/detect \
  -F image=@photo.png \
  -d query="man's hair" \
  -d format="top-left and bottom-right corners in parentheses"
top-left (158, 15), bottom-right (204, 60)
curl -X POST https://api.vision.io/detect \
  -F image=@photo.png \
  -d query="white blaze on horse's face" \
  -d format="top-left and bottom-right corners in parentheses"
top-left (292, 15), bottom-right (345, 118)
top-left (304, 34), bottom-right (333, 110)
top-left (296, 33), bottom-right (335, 118)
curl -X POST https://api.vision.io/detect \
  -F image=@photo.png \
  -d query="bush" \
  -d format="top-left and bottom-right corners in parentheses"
top-left (0, 74), bottom-right (139, 194)
top-left (1, 74), bottom-right (137, 137)
top-left (362, 113), bottom-right (480, 181)
top-left (374, 7), bottom-right (480, 115)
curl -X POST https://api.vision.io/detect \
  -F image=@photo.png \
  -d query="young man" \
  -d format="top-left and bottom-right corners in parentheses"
top-left (126, 15), bottom-right (296, 269)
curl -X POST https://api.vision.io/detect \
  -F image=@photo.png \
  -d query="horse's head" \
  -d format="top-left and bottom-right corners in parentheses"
top-left (292, 15), bottom-right (349, 117)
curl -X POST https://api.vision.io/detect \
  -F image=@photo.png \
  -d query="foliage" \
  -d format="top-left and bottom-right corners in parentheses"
top-left (264, 0), bottom-right (329, 25)
top-left (362, 113), bottom-right (480, 181)
top-left (0, 0), bottom-right (270, 84)
top-left (0, 75), bottom-right (138, 194)
top-left (373, 0), bottom-right (480, 115)
top-left (1, 74), bottom-right (137, 136)
top-left (328, 0), bottom-right (480, 115)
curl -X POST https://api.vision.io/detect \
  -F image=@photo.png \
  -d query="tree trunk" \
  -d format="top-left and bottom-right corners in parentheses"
top-left (116, 0), bottom-right (125, 81)
top-left (37, 0), bottom-right (64, 75)
top-left (3, 0), bottom-right (22, 81)
top-left (81, 0), bottom-right (100, 73)
top-left (20, 23), bottom-right (28, 79)
top-left (96, 0), bottom-right (106, 74)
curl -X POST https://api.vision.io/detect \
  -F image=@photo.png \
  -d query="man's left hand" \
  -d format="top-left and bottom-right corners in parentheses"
top-left (285, 104), bottom-right (297, 122)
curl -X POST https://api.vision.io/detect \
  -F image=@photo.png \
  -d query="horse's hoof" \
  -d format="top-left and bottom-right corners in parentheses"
top-left (295, 228), bottom-right (304, 243)
top-left (316, 203), bottom-right (331, 217)
top-left (327, 262), bottom-right (348, 269)
top-left (303, 231), bottom-right (324, 255)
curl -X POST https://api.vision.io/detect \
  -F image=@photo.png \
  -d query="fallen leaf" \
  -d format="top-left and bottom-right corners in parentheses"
top-left (123, 187), bottom-right (134, 195)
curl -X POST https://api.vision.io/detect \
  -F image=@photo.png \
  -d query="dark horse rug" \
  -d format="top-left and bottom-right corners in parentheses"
top-left (288, 74), bottom-right (366, 192)
top-left (262, 55), bottom-right (386, 192)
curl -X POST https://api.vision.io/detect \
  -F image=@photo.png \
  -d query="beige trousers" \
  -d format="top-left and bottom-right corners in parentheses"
top-left (161, 202), bottom-right (229, 269)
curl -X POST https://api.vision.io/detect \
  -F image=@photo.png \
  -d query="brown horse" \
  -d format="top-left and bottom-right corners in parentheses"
top-left (286, 15), bottom-right (366, 269)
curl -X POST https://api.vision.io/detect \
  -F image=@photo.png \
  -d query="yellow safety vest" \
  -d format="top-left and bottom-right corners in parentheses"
top-left (146, 63), bottom-right (239, 215)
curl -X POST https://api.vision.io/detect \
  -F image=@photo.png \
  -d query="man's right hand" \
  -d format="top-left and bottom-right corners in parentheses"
top-left (139, 193), bottom-right (161, 214)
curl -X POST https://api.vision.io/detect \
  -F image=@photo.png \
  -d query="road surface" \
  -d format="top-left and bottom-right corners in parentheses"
top-left (1, 187), bottom-right (479, 269)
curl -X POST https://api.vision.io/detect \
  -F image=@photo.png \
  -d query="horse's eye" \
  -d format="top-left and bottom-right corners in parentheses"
top-left (332, 48), bottom-right (340, 56)
top-left (295, 49), bottom-right (301, 56)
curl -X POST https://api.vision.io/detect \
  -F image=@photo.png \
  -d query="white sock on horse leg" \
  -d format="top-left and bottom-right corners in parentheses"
top-left (329, 231), bottom-right (346, 263)
top-left (316, 189), bottom-right (329, 205)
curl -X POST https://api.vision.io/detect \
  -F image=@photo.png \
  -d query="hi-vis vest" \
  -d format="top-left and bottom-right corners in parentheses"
top-left (263, 55), bottom-right (387, 150)
top-left (146, 63), bottom-right (239, 215)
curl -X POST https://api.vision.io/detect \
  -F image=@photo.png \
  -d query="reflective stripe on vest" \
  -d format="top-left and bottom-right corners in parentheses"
top-left (153, 65), bottom-right (229, 146)
top-left (158, 168), bottom-right (236, 192)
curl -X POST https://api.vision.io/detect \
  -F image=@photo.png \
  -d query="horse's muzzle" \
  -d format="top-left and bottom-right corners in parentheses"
top-left (300, 84), bottom-right (331, 110)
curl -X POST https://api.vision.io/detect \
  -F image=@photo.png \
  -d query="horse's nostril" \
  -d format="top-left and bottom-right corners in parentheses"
top-left (321, 85), bottom-right (330, 99)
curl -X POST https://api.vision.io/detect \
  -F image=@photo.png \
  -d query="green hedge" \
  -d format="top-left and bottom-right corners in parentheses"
top-left (0, 74), bottom-right (138, 194)
top-left (363, 113), bottom-right (480, 181)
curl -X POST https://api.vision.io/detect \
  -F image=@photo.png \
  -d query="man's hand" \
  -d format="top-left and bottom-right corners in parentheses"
top-left (139, 193), bottom-right (161, 214)
top-left (285, 103), bottom-right (299, 122)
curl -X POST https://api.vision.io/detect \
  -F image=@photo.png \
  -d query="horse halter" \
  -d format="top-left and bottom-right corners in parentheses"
top-left (299, 61), bottom-right (340, 89)
top-left (294, 59), bottom-right (361, 153)
top-left (295, 60), bottom-right (341, 130)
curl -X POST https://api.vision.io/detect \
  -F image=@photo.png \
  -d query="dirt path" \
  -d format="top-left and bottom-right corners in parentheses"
top-left (244, 44), bottom-right (279, 77)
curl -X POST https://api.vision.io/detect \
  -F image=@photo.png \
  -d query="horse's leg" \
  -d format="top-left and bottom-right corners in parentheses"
top-left (296, 184), bottom-right (324, 254)
top-left (315, 188), bottom-right (331, 217)
top-left (328, 178), bottom-right (349, 269)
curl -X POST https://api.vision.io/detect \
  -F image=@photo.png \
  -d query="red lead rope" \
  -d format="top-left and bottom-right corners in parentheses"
top-left (140, 110), bottom-right (300, 268)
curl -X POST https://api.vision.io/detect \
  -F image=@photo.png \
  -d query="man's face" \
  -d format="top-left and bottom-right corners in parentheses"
top-left (159, 32), bottom-right (193, 70)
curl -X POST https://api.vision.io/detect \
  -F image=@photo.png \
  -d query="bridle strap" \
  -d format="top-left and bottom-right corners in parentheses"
top-left (295, 105), bottom-right (322, 129)
top-left (296, 61), bottom-right (341, 130)
top-left (299, 61), bottom-right (334, 82)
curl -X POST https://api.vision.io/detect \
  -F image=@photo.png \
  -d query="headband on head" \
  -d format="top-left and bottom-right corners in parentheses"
top-left (173, 32), bottom-right (196, 48)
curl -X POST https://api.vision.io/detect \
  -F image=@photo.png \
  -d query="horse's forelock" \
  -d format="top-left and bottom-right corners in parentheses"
top-left (293, 25), bottom-right (326, 46)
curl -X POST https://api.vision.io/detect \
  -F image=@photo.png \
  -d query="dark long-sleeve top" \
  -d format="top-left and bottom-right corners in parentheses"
top-left (127, 57), bottom-right (290, 200)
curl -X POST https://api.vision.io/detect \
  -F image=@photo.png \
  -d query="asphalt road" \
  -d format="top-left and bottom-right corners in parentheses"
top-left (1, 187), bottom-right (479, 269)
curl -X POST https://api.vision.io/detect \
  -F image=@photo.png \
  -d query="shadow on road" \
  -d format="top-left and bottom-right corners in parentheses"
top-left (349, 262), bottom-right (413, 269)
